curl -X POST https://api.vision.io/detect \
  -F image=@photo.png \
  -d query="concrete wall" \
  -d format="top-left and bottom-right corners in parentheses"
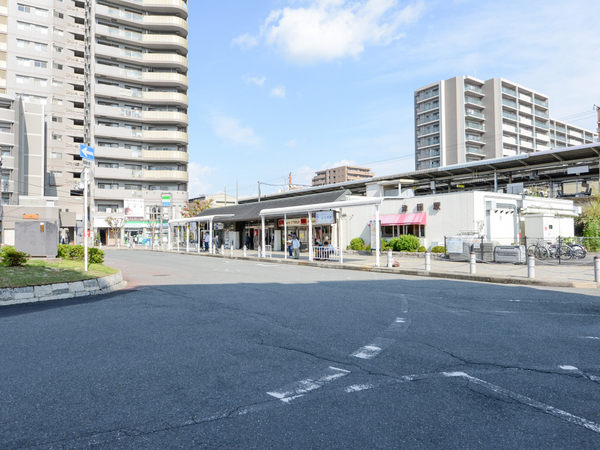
top-left (15, 221), bottom-right (58, 257)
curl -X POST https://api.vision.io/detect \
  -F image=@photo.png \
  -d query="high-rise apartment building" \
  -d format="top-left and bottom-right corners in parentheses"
top-left (312, 166), bottom-right (374, 186)
top-left (414, 76), bottom-right (596, 170)
top-left (2, 0), bottom-right (189, 244)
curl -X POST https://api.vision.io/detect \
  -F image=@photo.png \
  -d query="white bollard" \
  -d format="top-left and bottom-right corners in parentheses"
top-left (387, 248), bottom-right (393, 268)
top-left (230, 246), bottom-right (234, 257)
top-left (243, 245), bottom-right (247, 257)
top-left (221, 244), bottom-right (224, 256)
top-left (595, 256), bottom-right (600, 283)
top-left (258, 246), bottom-right (261, 258)
top-left (527, 255), bottom-right (535, 278)
top-left (425, 251), bottom-right (431, 271)
top-left (470, 252), bottom-right (476, 275)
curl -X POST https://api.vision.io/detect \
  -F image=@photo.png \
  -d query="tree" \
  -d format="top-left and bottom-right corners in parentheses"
top-left (105, 216), bottom-right (125, 247)
top-left (181, 198), bottom-right (213, 218)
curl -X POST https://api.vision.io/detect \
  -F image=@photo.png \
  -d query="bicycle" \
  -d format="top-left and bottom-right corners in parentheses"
top-left (548, 242), bottom-right (572, 260)
top-left (566, 242), bottom-right (587, 259)
top-left (527, 241), bottom-right (549, 260)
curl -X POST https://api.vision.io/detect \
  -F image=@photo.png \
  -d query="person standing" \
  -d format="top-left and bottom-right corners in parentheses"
top-left (245, 233), bottom-right (251, 249)
top-left (203, 232), bottom-right (210, 251)
top-left (292, 235), bottom-right (301, 259)
top-left (286, 235), bottom-right (293, 257)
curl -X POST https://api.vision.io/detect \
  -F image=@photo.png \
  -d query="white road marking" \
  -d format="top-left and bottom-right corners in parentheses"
top-left (267, 366), bottom-right (351, 403)
top-left (444, 371), bottom-right (600, 434)
top-left (582, 336), bottom-right (600, 340)
top-left (351, 337), bottom-right (395, 359)
top-left (559, 365), bottom-right (579, 371)
top-left (345, 384), bottom-right (374, 393)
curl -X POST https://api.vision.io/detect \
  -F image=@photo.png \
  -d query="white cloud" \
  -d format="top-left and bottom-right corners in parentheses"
top-left (320, 159), bottom-right (357, 170)
top-left (292, 165), bottom-right (317, 187)
top-left (210, 115), bottom-right (263, 146)
top-left (285, 139), bottom-right (298, 148)
top-left (188, 162), bottom-right (215, 198)
top-left (260, 0), bottom-right (425, 65)
top-left (269, 85), bottom-right (286, 98)
top-left (244, 75), bottom-right (266, 87)
top-left (231, 33), bottom-right (259, 49)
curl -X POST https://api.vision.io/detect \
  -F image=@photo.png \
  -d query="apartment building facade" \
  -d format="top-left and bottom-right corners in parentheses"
top-left (414, 76), bottom-right (596, 170)
top-left (1, 0), bottom-right (189, 244)
top-left (312, 166), bottom-right (374, 187)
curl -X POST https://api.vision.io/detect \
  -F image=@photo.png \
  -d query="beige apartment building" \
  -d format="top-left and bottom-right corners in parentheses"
top-left (312, 166), bottom-right (374, 186)
top-left (414, 76), bottom-right (596, 170)
top-left (0, 0), bottom-right (189, 244)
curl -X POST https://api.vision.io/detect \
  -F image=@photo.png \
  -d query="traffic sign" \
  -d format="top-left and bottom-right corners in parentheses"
top-left (79, 144), bottom-right (95, 161)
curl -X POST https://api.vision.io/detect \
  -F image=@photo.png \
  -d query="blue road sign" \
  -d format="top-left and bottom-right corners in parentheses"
top-left (79, 144), bottom-right (95, 161)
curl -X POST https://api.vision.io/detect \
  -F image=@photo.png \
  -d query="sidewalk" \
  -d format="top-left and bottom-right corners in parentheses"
top-left (125, 246), bottom-right (599, 290)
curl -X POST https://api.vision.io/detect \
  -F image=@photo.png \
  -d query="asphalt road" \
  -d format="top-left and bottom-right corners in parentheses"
top-left (2, 250), bottom-right (600, 449)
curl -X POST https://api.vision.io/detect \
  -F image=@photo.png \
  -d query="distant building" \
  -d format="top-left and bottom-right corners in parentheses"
top-left (414, 76), bottom-right (597, 170)
top-left (312, 166), bottom-right (374, 186)
top-left (191, 193), bottom-right (238, 209)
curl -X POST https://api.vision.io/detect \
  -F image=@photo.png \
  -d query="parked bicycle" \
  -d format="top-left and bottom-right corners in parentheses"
top-left (527, 241), bottom-right (549, 260)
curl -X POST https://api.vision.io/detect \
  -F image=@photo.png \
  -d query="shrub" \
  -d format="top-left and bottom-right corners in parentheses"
top-left (431, 245), bottom-right (446, 253)
top-left (381, 239), bottom-right (389, 251)
top-left (389, 235), bottom-right (421, 252)
top-left (0, 245), bottom-right (15, 258)
top-left (89, 247), bottom-right (105, 264)
top-left (417, 246), bottom-right (427, 252)
top-left (350, 237), bottom-right (365, 250)
top-left (2, 247), bottom-right (29, 266)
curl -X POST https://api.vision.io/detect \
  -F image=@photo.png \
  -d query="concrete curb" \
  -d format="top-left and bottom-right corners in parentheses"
top-left (0, 271), bottom-right (125, 307)
top-left (136, 249), bottom-right (598, 290)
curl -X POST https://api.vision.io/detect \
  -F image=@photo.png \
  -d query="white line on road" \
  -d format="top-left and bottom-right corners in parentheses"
top-left (345, 384), bottom-right (374, 393)
top-left (444, 371), bottom-right (600, 434)
top-left (351, 337), bottom-right (395, 359)
top-left (267, 366), bottom-right (351, 403)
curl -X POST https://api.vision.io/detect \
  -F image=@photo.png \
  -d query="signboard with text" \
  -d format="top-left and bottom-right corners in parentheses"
top-left (278, 218), bottom-right (308, 227)
top-left (124, 199), bottom-right (144, 220)
top-left (315, 211), bottom-right (334, 225)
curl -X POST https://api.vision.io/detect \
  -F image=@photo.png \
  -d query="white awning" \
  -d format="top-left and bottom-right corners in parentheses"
top-left (168, 214), bottom-right (234, 225)
top-left (259, 198), bottom-right (384, 217)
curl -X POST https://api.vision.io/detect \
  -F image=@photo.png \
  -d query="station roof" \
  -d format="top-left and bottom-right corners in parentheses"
top-left (194, 190), bottom-right (348, 222)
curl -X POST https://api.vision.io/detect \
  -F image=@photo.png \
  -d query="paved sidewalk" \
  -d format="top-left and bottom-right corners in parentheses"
top-left (123, 245), bottom-right (599, 289)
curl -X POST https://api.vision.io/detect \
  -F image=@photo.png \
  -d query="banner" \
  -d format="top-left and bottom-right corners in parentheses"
top-left (124, 199), bottom-right (144, 220)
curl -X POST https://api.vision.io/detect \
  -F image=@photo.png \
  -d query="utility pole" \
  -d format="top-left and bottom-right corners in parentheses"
top-left (236, 181), bottom-right (238, 204)
top-left (258, 181), bottom-right (261, 202)
top-left (289, 173), bottom-right (292, 191)
top-left (595, 105), bottom-right (600, 140)
top-left (83, 167), bottom-right (88, 271)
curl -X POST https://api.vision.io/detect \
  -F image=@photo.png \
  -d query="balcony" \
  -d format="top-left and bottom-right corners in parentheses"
top-left (534, 121), bottom-right (549, 130)
top-left (416, 103), bottom-right (439, 114)
top-left (2, 156), bottom-right (14, 169)
top-left (416, 90), bottom-right (439, 103)
top-left (0, 108), bottom-right (15, 122)
top-left (94, 65), bottom-right (188, 89)
top-left (1, 180), bottom-right (15, 193)
top-left (502, 99), bottom-right (517, 109)
top-left (108, 0), bottom-right (189, 19)
top-left (416, 115), bottom-right (439, 126)
top-left (95, 187), bottom-right (189, 202)
top-left (94, 105), bottom-right (188, 125)
top-left (464, 85), bottom-right (484, 95)
top-left (465, 134), bottom-right (484, 143)
top-left (417, 139), bottom-right (440, 149)
top-left (518, 104), bottom-right (533, 114)
top-left (94, 126), bottom-right (188, 144)
top-left (465, 122), bottom-right (485, 131)
top-left (96, 24), bottom-right (188, 54)
top-left (466, 147), bottom-right (485, 155)
top-left (534, 109), bottom-right (548, 119)
top-left (416, 127), bottom-right (439, 137)
top-left (502, 111), bottom-right (518, 121)
top-left (142, 169), bottom-right (188, 181)
top-left (520, 140), bottom-right (534, 149)
top-left (501, 87), bottom-right (516, 97)
top-left (465, 96), bottom-right (484, 107)
top-left (418, 149), bottom-right (440, 160)
top-left (534, 98), bottom-right (548, 108)
top-left (0, 132), bottom-right (14, 145)
top-left (96, 5), bottom-right (188, 36)
top-left (417, 160), bottom-right (440, 170)
top-left (95, 146), bottom-right (188, 162)
top-left (465, 109), bottom-right (485, 120)
top-left (93, 84), bottom-right (189, 107)
top-left (535, 133), bottom-right (549, 141)
top-left (94, 46), bottom-right (189, 70)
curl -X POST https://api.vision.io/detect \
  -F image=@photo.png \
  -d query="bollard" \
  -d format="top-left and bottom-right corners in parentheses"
top-left (221, 244), bottom-right (224, 256)
top-left (230, 246), bottom-right (234, 257)
top-left (595, 256), bottom-right (600, 282)
top-left (387, 248), bottom-right (393, 268)
top-left (258, 246), bottom-right (261, 258)
top-left (243, 245), bottom-right (247, 257)
top-left (527, 255), bottom-right (535, 279)
top-left (425, 251), bottom-right (431, 271)
top-left (470, 252), bottom-right (476, 275)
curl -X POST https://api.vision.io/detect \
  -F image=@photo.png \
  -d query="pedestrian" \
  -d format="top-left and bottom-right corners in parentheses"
top-left (286, 235), bottom-right (292, 257)
top-left (245, 233), bottom-right (251, 249)
top-left (292, 235), bottom-right (301, 259)
top-left (203, 232), bottom-right (210, 251)
top-left (213, 235), bottom-right (219, 250)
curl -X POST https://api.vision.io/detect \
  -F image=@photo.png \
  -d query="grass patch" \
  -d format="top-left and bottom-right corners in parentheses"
top-left (0, 260), bottom-right (119, 289)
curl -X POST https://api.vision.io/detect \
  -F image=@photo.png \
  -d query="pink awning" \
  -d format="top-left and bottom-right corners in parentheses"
top-left (369, 213), bottom-right (427, 226)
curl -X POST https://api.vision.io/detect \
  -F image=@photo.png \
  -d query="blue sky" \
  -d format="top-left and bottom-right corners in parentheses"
top-left (187, 0), bottom-right (600, 199)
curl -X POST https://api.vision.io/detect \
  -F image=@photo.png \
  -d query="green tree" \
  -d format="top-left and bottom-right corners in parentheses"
top-left (105, 216), bottom-right (125, 247)
top-left (181, 198), bottom-right (213, 218)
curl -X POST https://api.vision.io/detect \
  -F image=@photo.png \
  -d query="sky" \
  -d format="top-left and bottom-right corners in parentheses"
top-left (187, 0), bottom-right (600, 200)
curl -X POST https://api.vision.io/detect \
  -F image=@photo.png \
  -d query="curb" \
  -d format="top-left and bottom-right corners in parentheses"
top-left (0, 271), bottom-right (125, 307)
top-left (132, 249), bottom-right (598, 290)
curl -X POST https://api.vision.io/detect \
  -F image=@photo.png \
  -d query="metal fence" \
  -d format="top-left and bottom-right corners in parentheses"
top-left (313, 247), bottom-right (340, 261)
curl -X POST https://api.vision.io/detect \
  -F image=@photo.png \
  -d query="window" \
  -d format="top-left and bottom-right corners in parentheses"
top-left (98, 205), bottom-right (119, 212)
top-left (18, 4), bottom-right (31, 13)
top-left (53, 27), bottom-right (63, 36)
top-left (18, 93), bottom-right (47, 104)
top-left (1, 147), bottom-right (11, 157)
top-left (98, 162), bottom-right (118, 168)
top-left (50, 170), bottom-right (62, 177)
top-left (17, 21), bottom-right (48, 34)
top-left (52, 80), bottom-right (63, 88)
top-left (125, 184), bottom-right (142, 190)
top-left (52, 62), bottom-right (63, 70)
top-left (53, 45), bottom-right (63, 53)
top-left (50, 152), bottom-right (62, 159)
top-left (124, 164), bottom-right (141, 170)
top-left (52, 98), bottom-right (63, 105)
top-left (52, 134), bottom-right (62, 141)
top-left (51, 116), bottom-right (62, 123)
top-left (17, 40), bottom-right (48, 52)
top-left (98, 142), bottom-right (118, 148)
top-left (98, 183), bottom-right (118, 190)
top-left (53, 11), bottom-right (64, 19)
top-left (16, 76), bottom-right (48, 87)
top-left (17, 58), bottom-right (48, 69)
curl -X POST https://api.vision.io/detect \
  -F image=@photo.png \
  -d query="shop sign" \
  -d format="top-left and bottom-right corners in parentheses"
top-left (124, 199), bottom-right (144, 220)
top-left (214, 222), bottom-right (224, 230)
top-left (23, 214), bottom-right (39, 219)
top-left (278, 218), bottom-right (308, 227)
top-left (315, 211), bottom-right (334, 225)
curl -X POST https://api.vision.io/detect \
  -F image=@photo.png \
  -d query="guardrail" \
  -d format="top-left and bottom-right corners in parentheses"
top-left (313, 247), bottom-right (340, 261)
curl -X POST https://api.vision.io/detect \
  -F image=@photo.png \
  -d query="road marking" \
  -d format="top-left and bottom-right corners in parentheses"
top-left (444, 372), bottom-right (600, 434)
top-left (345, 384), bottom-right (374, 393)
top-left (582, 336), bottom-right (600, 340)
top-left (267, 366), bottom-right (351, 403)
top-left (558, 365), bottom-right (600, 382)
top-left (559, 365), bottom-right (578, 371)
top-left (351, 337), bottom-right (395, 359)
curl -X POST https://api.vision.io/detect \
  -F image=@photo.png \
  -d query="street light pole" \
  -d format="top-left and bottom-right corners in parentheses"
top-left (84, 167), bottom-right (88, 272)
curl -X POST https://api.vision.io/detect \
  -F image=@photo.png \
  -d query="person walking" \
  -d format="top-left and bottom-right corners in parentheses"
top-left (292, 235), bottom-right (301, 260)
top-left (286, 235), bottom-right (293, 257)
top-left (245, 233), bottom-right (251, 249)
top-left (203, 232), bottom-right (210, 251)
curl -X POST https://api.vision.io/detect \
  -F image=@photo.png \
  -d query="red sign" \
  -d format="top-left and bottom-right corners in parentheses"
top-left (87, 230), bottom-right (92, 237)
top-left (278, 218), bottom-right (308, 227)
top-left (254, 230), bottom-right (258, 236)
